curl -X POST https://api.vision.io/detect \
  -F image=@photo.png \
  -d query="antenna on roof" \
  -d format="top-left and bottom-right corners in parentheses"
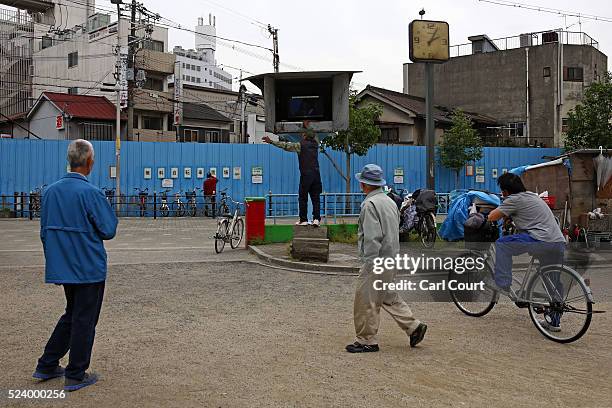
top-left (419, 9), bottom-right (425, 19)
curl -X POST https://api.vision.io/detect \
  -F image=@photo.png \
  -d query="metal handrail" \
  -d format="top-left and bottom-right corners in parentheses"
top-left (265, 192), bottom-right (453, 224)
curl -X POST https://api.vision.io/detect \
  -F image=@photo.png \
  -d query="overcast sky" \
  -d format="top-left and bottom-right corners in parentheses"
top-left (104, 0), bottom-right (611, 92)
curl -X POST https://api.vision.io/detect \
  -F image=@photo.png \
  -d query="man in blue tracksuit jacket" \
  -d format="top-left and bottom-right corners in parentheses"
top-left (33, 139), bottom-right (118, 392)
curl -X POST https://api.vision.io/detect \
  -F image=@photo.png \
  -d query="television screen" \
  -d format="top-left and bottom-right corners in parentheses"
top-left (288, 95), bottom-right (325, 120)
top-left (275, 79), bottom-right (333, 123)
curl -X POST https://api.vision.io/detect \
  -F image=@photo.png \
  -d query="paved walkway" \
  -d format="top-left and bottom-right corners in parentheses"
top-left (0, 218), bottom-right (251, 268)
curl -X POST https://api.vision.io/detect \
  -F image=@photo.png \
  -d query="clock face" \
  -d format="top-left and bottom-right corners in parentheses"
top-left (409, 20), bottom-right (450, 63)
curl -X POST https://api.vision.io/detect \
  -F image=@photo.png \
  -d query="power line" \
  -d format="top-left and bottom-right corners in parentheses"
top-left (478, 0), bottom-right (612, 23)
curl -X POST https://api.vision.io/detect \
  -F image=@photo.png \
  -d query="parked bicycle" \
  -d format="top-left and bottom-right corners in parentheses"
top-left (213, 192), bottom-right (244, 253)
top-left (399, 189), bottom-right (437, 248)
top-left (185, 187), bottom-right (201, 217)
top-left (217, 188), bottom-right (231, 217)
top-left (29, 184), bottom-right (46, 217)
top-left (159, 188), bottom-right (172, 217)
top-left (134, 188), bottom-right (149, 217)
top-left (102, 187), bottom-right (115, 208)
top-left (173, 191), bottom-right (185, 217)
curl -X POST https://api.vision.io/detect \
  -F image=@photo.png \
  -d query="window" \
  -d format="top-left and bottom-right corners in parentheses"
top-left (143, 77), bottom-right (164, 91)
top-left (41, 36), bottom-right (53, 50)
top-left (133, 114), bottom-right (139, 129)
top-left (196, 66), bottom-right (201, 72)
top-left (562, 118), bottom-right (569, 133)
top-left (508, 122), bottom-right (526, 138)
top-left (564, 67), bottom-right (583, 82)
top-left (67, 87), bottom-right (79, 95)
top-left (543, 67), bottom-right (551, 78)
top-left (143, 116), bottom-right (163, 130)
top-left (68, 51), bottom-right (78, 68)
top-left (182, 63), bottom-right (185, 68)
top-left (379, 127), bottom-right (399, 144)
top-left (183, 129), bottom-right (198, 143)
top-left (197, 78), bottom-right (201, 83)
top-left (81, 122), bottom-right (113, 141)
top-left (143, 39), bottom-right (164, 52)
top-left (81, 123), bottom-right (112, 140)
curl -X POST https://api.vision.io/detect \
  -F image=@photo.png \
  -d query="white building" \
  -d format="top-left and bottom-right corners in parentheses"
top-left (31, 12), bottom-right (176, 141)
top-left (170, 15), bottom-right (232, 91)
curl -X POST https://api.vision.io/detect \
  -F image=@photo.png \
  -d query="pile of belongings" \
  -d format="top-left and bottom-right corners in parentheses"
top-left (439, 190), bottom-right (501, 241)
top-left (399, 189), bottom-right (437, 233)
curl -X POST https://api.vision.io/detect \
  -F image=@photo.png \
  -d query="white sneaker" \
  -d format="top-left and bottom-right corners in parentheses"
top-left (312, 219), bottom-right (320, 227)
top-left (295, 221), bottom-right (309, 226)
top-left (538, 319), bottom-right (561, 332)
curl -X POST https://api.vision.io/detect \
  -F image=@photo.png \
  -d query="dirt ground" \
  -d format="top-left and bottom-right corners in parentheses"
top-left (1, 261), bottom-right (611, 408)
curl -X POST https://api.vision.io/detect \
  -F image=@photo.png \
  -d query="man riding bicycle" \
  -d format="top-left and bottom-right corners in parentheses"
top-left (487, 173), bottom-right (566, 332)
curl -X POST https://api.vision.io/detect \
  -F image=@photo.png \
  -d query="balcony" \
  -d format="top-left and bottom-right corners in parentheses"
top-left (133, 89), bottom-right (173, 113)
top-left (134, 49), bottom-right (175, 74)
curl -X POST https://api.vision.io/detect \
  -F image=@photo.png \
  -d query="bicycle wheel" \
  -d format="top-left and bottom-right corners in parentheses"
top-left (420, 215), bottom-right (437, 249)
top-left (188, 203), bottom-right (197, 217)
top-left (448, 251), bottom-right (497, 317)
top-left (175, 203), bottom-right (185, 217)
top-left (215, 219), bottom-right (229, 254)
top-left (230, 218), bottom-right (244, 249)
top-left (526, 264), bottom-right (593, 343)
top-left (160, 205), bottom-right (169, 217)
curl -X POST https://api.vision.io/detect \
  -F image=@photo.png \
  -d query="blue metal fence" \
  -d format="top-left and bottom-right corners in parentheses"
top-left (0, 139), bottom-right (561, 204)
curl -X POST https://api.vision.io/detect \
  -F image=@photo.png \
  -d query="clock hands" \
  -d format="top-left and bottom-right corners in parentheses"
top-left (427, 27), bottom-right (440, 46)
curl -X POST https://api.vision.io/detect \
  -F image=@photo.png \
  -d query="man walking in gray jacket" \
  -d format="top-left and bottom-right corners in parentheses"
top-left (346, 164), bottom-right (427, 353)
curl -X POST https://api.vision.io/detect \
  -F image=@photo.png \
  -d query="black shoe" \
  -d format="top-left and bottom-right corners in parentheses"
top-left (32, 366), bottom-right (65, 381)
top-left (64, 372), bottom-right (98, 392)
top-left (345, 342), bottom-right (379, 353)
top-left (410, 323), bottom-right (427, 347)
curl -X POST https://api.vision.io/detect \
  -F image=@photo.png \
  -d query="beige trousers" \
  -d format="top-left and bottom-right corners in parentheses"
top-left (353, 264), bottom-right (420, 345)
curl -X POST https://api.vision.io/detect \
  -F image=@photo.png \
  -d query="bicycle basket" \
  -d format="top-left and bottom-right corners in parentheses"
top-left (464, 221), bottom-right (499, 250)
top-left (415, 189), bottom-right (438, 214)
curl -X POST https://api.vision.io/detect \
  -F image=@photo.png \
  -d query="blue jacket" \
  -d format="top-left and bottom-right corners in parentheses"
top-left (40, 173), bottom-right (118, 284)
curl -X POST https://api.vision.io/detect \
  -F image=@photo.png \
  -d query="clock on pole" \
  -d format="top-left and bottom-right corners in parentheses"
top-left (409, 20), bottom-right (450, 63)
top-left (408, 16), bottom-right (450, 189)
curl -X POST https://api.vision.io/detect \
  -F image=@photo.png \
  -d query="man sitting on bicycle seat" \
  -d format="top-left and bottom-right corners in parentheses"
top-left (487, 173), bottom-right (566, 328)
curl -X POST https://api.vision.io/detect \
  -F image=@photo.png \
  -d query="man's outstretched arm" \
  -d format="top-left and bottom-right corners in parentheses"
top-left (262, 136), bottom-right (300, 153)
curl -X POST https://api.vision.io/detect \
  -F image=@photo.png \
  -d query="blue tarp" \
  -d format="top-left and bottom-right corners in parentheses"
top-left (439, 191), bottom-right (501, 241)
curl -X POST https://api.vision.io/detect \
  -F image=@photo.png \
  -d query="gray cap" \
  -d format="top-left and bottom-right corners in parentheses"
top-left (355, 164), bottom-right (386, 186)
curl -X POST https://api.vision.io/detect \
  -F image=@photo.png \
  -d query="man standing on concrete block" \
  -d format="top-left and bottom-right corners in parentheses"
top-left (33, 139), bottom-right (118, 391)
top-left (263, 122), bottom-right (322, 226)
top-left (346, 164), bottom-right (427, 353)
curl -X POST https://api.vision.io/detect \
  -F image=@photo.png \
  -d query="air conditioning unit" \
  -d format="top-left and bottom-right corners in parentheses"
top-left (542, 31), bottom-right (559, 44)
top-left (520, 33), bottom-right (533, 48)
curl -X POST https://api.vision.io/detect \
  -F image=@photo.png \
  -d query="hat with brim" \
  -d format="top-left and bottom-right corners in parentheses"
top-left (355, 164), bottom-right (386, 186)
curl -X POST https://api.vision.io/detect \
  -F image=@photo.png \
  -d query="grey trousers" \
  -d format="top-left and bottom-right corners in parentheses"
top-left (353, 264), bottom-right (421, 345)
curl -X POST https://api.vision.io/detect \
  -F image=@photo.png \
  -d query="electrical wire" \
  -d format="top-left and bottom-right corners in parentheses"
top-left (478, 0), bottom-right (612, 23)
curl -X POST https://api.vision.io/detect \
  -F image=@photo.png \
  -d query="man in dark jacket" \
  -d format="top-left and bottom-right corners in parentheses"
top-left (203, 172), bottom-right (218, 217)
top-left (263, 126), bottom-right (322, 226)
top-left (33, 139), bottom-right (118, 392)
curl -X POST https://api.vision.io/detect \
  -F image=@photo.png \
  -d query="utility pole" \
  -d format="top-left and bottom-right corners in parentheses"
top-left (425, 63), bottom-right (434, 190)
top-left (127, 0), bottom-right (136, 140)
top-left (239, 69), bottom-right (246, 143)
top-left (112, 0), bottom-right (123, 212)
top-left (267, 24), bottom-right (279, 72)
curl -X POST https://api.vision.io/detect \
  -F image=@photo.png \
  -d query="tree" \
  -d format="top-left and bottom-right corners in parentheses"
top-left (564, 72), bottom-right (612, 150)
top-left (438, 109), bottom-right (483, 186)
top-left (321, 93), bottom-right (383, 198)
